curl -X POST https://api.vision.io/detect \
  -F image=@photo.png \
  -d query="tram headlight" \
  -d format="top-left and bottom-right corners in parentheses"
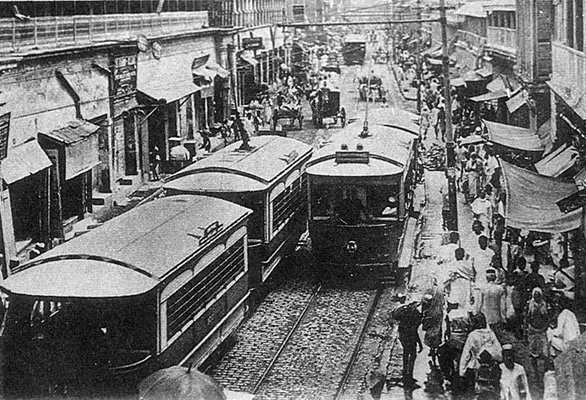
top-left (346, 240), bottom-right (358, 253)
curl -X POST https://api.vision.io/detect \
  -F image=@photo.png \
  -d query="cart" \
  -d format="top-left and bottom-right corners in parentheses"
top-left (271, 106), bottom-right (303, 130)
top-left (310, 87), bottom-right (346, 127)
top-left (358, 76), bottom-right (387, 102)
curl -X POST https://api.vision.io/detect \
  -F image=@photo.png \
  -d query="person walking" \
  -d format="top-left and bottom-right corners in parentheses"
top-left (470, 235), bottom-right (496, 284)
top-left (474, 269), bottom-right (506, 331)
top-left (438, 231), bottom-right (460, 266)
top-left (547, 294), bottom-right (580, 358)
top-left (499, 344), bottom-right (532, 400)
top-left (392, 298), bottom-right (423, 388)
top-left (524, 287), bottom-right (549, 385)
top-left (459, 313), bottom-right (503, 393)
top-left (444, 248), bottom-right (475, 312)
top-left (471, 192), bottom-right (493, 238)
top-left (422, 283), bottom-right (445, 366)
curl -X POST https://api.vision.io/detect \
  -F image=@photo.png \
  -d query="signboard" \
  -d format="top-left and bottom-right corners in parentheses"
top-left (242, 37), bottom-right (264, 51)
top-left (112, 55), bottom-right (137, 106)
top-left (0, 112), bottom-right (10, 161)
top-left (556, 189), bottom-right (586, 214)
top-left (292, 4), bottom-right (305, 23)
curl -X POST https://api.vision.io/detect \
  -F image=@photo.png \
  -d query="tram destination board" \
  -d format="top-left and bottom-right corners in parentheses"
top-left (242, 37), bottom-right (264, 50)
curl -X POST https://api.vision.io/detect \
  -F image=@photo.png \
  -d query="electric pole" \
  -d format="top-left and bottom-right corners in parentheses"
top-left (440, 0), bottom-right (458, 231)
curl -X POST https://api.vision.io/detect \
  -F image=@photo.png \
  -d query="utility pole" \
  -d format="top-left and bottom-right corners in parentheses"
top-left (439, 0), bottom-right (458, 231)
top-left (416, 0), bottom-right (422, 113)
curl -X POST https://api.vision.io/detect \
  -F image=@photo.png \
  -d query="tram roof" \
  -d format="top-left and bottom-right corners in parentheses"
top-left (345, 34), bottom-right (368, 43)
top-left (306, 118), bottom-right (416, 178)
top-left (2, 195), bottom-right (251, 299)
top-left (164, 136), bottom-right (312, 193)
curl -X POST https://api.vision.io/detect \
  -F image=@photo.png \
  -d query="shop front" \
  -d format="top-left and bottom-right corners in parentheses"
top-left (39, 120), bottom-right (101, 240)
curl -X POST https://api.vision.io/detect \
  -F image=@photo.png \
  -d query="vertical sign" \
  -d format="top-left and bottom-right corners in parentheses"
top-left (0, 113), bottom-right (10, 161)
top-left (112, 55), bottom-right (138, 107)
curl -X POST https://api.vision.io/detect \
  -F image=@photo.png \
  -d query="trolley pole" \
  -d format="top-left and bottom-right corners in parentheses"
top-left (440, 0), bottom-right (458, 231)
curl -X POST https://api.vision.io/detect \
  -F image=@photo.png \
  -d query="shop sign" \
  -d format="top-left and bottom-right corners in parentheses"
top-left (557, 190), bottom-right (586, 214)
top-left (292, 4), bottom-right (305, 23)
top-left (112, 55), bottom-right (137, 106)
top-left (0, 112), bottom-right (10, 161)
top-left (242, 37), bottom-right (264, 51)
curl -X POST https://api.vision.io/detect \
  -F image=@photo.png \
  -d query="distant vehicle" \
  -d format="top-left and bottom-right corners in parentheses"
top-left (0, 195), bottom-right (252, 397)
top-left (309, 87), bottom-right (346, 127)
top-left (343, 34), bottom-right (367, 65)
top-left (306, 109), bottom-right (420, 282)
top-left (358, 75), bottom-right (387, 102)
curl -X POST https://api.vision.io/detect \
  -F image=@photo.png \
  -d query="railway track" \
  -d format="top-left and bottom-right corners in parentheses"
top-left (250, 284), bottom-right (382, 400)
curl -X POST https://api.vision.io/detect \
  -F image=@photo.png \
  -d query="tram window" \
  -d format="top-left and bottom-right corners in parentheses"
top-left (368, 186), bottom-right (399, 220)
top-left (311, 185), bottom-right (335, 218)
top-left (30, 300), bottom-right (62, 327)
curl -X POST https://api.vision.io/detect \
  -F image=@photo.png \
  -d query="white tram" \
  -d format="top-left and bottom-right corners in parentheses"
top-left (306, 113), bottom-right (419, 281)
top-left (0, 195), bottom-right (251, 397)
top-left (164, 136), bottom-right (313, 291)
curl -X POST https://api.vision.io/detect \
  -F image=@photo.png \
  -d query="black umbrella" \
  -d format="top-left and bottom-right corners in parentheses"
top-left (138, 365), bottom-right (226, 400)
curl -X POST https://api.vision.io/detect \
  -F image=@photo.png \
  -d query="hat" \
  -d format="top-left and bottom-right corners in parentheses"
top-left (502, 343), bottom-right (514, 352)
top-left (486, 268), bottom-right (496, 274)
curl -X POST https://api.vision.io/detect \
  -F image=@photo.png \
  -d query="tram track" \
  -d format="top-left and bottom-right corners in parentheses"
top-left (249, 284), bottom-right (383, 400)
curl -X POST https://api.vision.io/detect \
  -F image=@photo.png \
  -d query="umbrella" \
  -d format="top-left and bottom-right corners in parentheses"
top-left (458, 135), bottom-right (485, 146)
top-left (138, 365), bottom-right (227, 400)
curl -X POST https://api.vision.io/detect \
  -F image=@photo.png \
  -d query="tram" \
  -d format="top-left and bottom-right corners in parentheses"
top-left (164, 135), bottom-right (313, 292)
top-left (0, 195), bottom-right (252, 397)
top-left (343, 34), bottom-right (367, 65)
top-left (306, 110), bottom-right (419, 281)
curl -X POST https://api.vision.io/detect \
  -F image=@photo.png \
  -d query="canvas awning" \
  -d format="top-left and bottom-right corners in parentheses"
top-left (506, 90), bottom-right (528, 113)
top-left (501, 160), bottom-right (583, 233)
top-left (2, 139), bottom-right (52, 184)
top-left (463, 70), bottom-right (484, 82)
top-left (475, 67), bottom-right (492, 78)
top-left (470, 90), bottom-right (508, 102)
top-left (455, 2), bottom-right (486, 17)
top-left (41, 120), bottom-right (101, 180)
top-left (451, 78), bottom-right (466, 87)
top-left (484, 120), bottom-right (545, 152)
top-left (239, 53), bottom-right (259, 66)
top-left (535, 144), bottom-right (579, 177)
top-left (137, 55), bottom-right (202, 104)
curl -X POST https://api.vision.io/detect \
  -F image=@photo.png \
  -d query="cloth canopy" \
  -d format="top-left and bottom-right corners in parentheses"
top-left (469, 90), bottom-right (508, 102)
top-left (535, 144), bottom-right (579, 177)
top-left (501, 160), bottom-right (583, 233)
top-left (484, 120), bottom-right (544, 152)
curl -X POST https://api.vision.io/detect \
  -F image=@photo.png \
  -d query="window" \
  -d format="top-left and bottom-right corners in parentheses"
top-left (565, 0), bottom-right (584, 50)
top-left (166, 238), bottom-right (245, 340)
top-left (272, 175), bottom-right (307, 233)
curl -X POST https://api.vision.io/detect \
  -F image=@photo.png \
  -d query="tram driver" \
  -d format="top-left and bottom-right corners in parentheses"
top-left (337, 188), bottom-right (366, 225)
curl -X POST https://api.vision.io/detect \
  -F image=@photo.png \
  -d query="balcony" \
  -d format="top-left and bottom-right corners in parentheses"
top-left (551, 42), bottom-right (585, 103)
top-left (486, 27), bottom-right (516, 59)
top-left (456, 29), bottom-right (485, 53)
top-left (0, 12), bottom-right (209, 54)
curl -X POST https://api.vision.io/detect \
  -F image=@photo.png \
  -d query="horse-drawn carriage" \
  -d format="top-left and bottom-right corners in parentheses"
top-left (271, 89), bottom-right (303, 130)
top-left (309, 87), bottom-right (346, 127)
top-left (358, 75), bottom-right (387, 102)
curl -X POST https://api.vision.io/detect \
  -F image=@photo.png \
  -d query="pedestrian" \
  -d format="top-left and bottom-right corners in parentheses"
top-left (199, 129), bottom-right (212, 152)
top-left (470, 235), bottom-right (495, 283)
top-left (444, 248), bottom-right (475, 312)
top-left (150, 146), bottom-right (162, 181)
top-left (391, 298), bottom-right (423, 389)
top-left (521, 261), bottom-right (546, 306)
top-left (466, 153), bottom-right (480, 202)
top-left (474, 269), bottom-right (506, 330)
top-left (475, 350), bottom-right (501, 400)
top-left (421, 284), bottom-right (444, 366)
top-left (437, 231), bottom-right (460, 265)
top-left (546, 293), bottom-right (580, 358)
top-left (524, 287), bottom-right (549, 385)
top-left (459, 313), bottom-right (503, 393)
top-left (499, 344), bottom-right (532, 400)
top-left (471, 192), bottom-right (493, 238)
top-left (169, 140), bottom-right (191, 161)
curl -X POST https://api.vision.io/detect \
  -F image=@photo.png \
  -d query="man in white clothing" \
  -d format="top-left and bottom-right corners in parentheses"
top-left (471, 191), bottom-right (493, 236)
top-left (474, 269), bottom-right (506, 329)
top-left (500, 344), bottom-right (532, 400)
top-left (547, 294), bottom-right (580, 358)
top-left (470, 235), bottom-right (496, 284)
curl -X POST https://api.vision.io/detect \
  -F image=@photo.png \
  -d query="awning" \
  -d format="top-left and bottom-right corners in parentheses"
top-left (463, 70), bottom-right (484, 82)
top-left (422, 44), bottom-right (442, 58)
top-left (455, 2), bottom-right (486, 17)
top-left (501, 160), bottom-right (583, 233)
top-left (239, 53), bottom-right (259, 67)
top-left (451, 78), bottom-right (466, 87)
top-left (206, 59), bottom-right (230, 78)
top-left (484, 0), bottom-right (516, 12)
top-left (137, 55), bottom-right (202, 104)
top-left (535, 144), bottom-right (579, 177)
top-left (470, 90), bottom-right (508, 102)
top-left (475, 67), bottom-right (492, 78)
top-left (484, 120), bottom-right (545, 152)
top-left (2, 139), bottom-right (52, 184)
top-left (506, 90), bottom-right (528, 113)
top-left (41, 120), bottom-right (100, 180)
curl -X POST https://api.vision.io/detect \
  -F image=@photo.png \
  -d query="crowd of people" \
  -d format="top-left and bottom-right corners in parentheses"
top-left (390, 41), bottom-right (582, 400)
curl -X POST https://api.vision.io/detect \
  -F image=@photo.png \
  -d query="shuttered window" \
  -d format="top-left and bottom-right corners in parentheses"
top-left (166, 238), bottom-right (245, 339)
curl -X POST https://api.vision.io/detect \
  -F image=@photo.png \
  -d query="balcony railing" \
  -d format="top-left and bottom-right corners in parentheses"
top-left (456, 29), bottom-right (485, 51)
top-left (551, 42), bottom-right (585, 100)
top-left (0, 12), bottom-right (209, 54)
top-left (486, 27), bottom-right (516, 57)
